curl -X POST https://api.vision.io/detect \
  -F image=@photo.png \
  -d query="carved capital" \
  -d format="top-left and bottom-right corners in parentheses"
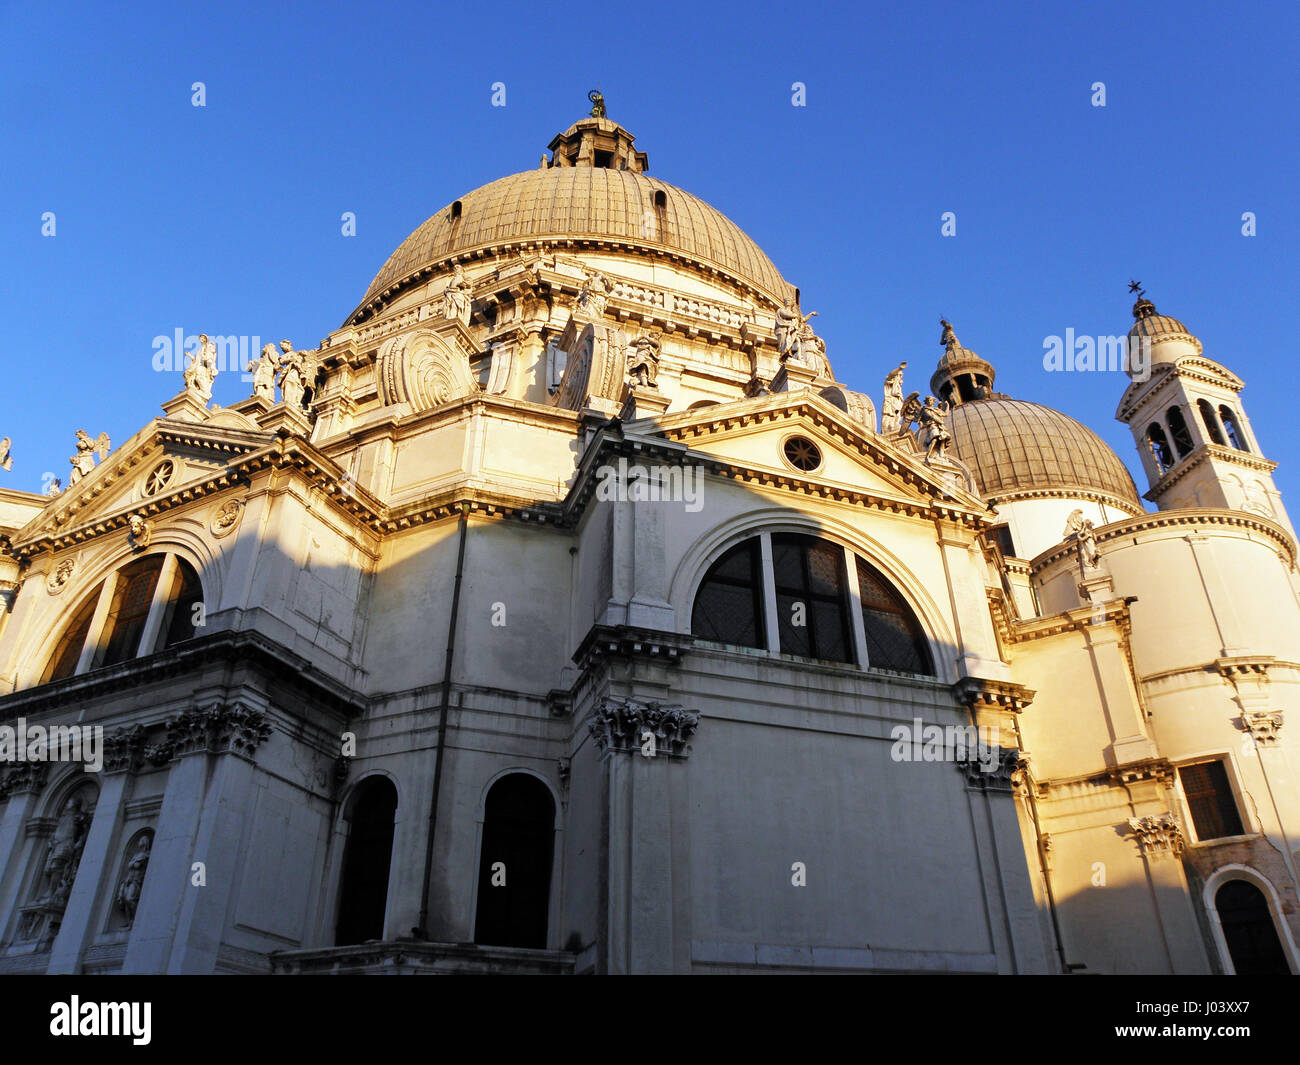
top-left (1242, 709), bottom-right (1284, 747)
top-left (160, 703), bottom-right (273, 760)
top-left (102, 724), bottom-right (148, 775)
top-left (0, 761), bottom-right (49, 799)
top-left (588, 698), bottom-right (699, 759)
top-left (1128, 813), bottom-right (1184, 859)
top-left (954, 745), bottom-right (1019, 792)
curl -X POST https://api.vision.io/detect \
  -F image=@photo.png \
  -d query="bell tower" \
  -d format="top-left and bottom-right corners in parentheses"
top-left (1115, 284), bottom-right (1292, 534)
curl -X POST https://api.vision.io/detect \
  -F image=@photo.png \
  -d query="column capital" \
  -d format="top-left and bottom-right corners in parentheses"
top-left (588, 698), bottom-right (699, 759)
top-left (1127, 813), bottom-right (1184, 859)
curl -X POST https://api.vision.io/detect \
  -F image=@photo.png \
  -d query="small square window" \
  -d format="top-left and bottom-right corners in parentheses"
top-left (1179, 761), bottom-right (1245, 841)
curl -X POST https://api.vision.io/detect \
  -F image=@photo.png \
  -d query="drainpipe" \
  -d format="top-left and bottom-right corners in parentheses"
top-left (415, 503), bottom-right (470, 939)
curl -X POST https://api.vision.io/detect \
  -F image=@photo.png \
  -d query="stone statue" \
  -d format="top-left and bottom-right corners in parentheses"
top-left (775, 298), bottom-right (817, 361)
top-left (1063, 509), bottom-right (1100, 571)
top-left (940, 317), bottom-right (957, 351)
top-left (247, 344), bottom-right (278, 403)
top-left (276, 340), bottom-right (307, 410)
top-left (881, 362), bottom-right (907, 431)
top-left (115, 833), bottom-right (153, 926)
top-left (442, 264), bottom-right (472, 324)
top-left (588, 89), bottom-right (606, 118)
top-left (626, 333), bottom-right (661, 389)
top-left (69, 430), bottom-right (110, 486)
top-left (44, 477), bottom-right (62, 496)
top-left (128, 514), bottom-right (151, 551)
top-left (577, 269), bottom-right (613, 319)
top-left (0, 436), bottom-right (11, 471)
top-left (39, 791), bottom-right (93, 909)
top-left (917, 396), bottom-right (952, 463)
top-left (183, 334), bottom-right (219, 400)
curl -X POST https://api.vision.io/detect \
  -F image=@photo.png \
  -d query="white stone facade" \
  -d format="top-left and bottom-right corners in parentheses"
top-left (0, 113), bottom-right (1296, 975)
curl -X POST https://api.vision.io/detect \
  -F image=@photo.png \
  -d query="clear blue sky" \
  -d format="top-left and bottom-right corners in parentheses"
top-left (2, 1), bottom-right (1296, 506)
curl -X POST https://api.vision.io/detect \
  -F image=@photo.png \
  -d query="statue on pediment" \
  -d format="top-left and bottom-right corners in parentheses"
top-left (626, 333), bottom-right (661, 389)
top-left (0, 436), bottom-right (11, 472)
top-left (881, 362), bottom-right (907, 432)
top-left (69, 430), bottom-right (110, 486)
top-left (276, 340), bottom-right (307, 410)
top-left (775, 297), bottom-right (817, 362)
top-left (247, 344), bottom-right (278, 403)
top-left (183, 334), bottom-right (219, 401)
top-left (442, 264), bottom-right (472, 324)
top-left (577, 269), bottom-right (613, 319)
top-left (917, 396), bottom-right (952, 463)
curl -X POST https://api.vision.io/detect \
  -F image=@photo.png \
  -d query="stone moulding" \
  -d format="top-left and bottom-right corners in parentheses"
top-left (156, 703), bottom-right (273, 761)
top-left (953, 746), bottom-right (1019, 792)
top-left (588, 697), bottom-right (699, 759)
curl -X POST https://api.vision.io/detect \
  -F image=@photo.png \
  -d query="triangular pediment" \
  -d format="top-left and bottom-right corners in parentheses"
top-left (8, 415), bottom-right (275, 554)
top-left (625, 391), bottom-right (985, 514)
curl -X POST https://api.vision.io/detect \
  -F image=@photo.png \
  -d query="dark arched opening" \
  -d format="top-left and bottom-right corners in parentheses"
top-left (474, 774), bottom-right (556, 949)
top-left (1215, 879), bottom-right (1290, 974)
top-left (1166, 406), bottom-right (1195, 458)
top-left (335, 777), bottom-right (398, 946)
top-left (1219, 406), bottom-right (1248, 451)
top-left (1197, 399), bottom-right (1226, 446)
top-left (1146, 423), bottom-right (1175, 474)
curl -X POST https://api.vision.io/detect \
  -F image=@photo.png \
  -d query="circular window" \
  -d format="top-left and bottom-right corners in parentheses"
top-left (782, 436), bottom-right (822, 472)
top-left (144, 460), bottom-right (175, 496)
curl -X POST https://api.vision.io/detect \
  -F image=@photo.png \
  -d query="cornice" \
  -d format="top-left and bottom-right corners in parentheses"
top-left (1144, 443), bottom-right (1277, 500)
top-left (1029, 506), bottom-right (1295, 574)
top-left (985, 486), bottom-right (1145, 517)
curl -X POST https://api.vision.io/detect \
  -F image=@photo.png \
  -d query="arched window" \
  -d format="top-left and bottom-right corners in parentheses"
top-left (1219, 406), bottom-right (1248, 451)
top-left (690, 538), bottom-right (765, 650)
top-left (1197, 399), bottom-right (1226, 446)
top-left (40, 554), bottom-right (205, 683)
top-left (1215, 880), bottom-right (1290, 974)
top-left (335, 777), bottom-right (398, 946)
top-left (691, 533), bottom-right (935, 676)
top-left (474, 774), bottom-right (555, 949)
top-left (772, 533), bottom-right (852, 663)
top-left (1145, 423), bottom-right (1174, 474)
top-left (856, 557), bottom-right (934, 675)
top-left (1166, 406), bottom-right (1194, 458)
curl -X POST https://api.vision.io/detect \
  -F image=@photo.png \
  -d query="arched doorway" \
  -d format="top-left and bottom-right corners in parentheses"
top-left (335, 777), bottom-right (397, 946)
top-left (1215, 879), bottom-right (1290, 974)
top-left (474, 774), bottom-right (556, 949)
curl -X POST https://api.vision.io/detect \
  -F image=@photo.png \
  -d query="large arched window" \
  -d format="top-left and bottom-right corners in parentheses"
top-left (1166, 406), bottom-right (1195, 458)
top-left (1215, 880), bottom-right (1290, 974)
top-left (1219, 406), bottom-right (1248, 451)
top-left (335, 777), bottom-right (398, 946)
top-left (41, 554), bottom-right (204, 683)
top-left (1197, 399), bottom-right (1226, 446)
top-left (691, 532), bottom-right (934, 675)
top-left (474, 774), bottom-right (556, 950)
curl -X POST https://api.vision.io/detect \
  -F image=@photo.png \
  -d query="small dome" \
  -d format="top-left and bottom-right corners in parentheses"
top-left (348, 119), bottom-right (791, 323)
top-left (948, 398), bottom-right (1143, 509)
top-left (1127, 296), bottom-right (1201, 352)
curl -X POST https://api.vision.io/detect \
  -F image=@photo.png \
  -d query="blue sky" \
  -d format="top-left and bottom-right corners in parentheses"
top-left (1, 0), bottom-right (1295, 506)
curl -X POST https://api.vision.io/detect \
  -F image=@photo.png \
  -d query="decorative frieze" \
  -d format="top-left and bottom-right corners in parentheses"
top-left (1127, 813), bottom-right (1184, 859)
top-left (102, 723), bottom-right (148, 774)
top-left (0, 761), bottom-right (49, 799)
top-left (588, 698), bottom-right (699, 758)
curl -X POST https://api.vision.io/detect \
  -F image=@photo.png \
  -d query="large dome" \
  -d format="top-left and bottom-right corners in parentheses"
top-left (349, 118), bottom-right (791, 323)
top-left (948, 397), bottom-right (1143, 510)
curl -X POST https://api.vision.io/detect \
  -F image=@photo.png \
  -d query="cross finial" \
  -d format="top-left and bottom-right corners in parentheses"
top-left (1128, 279), bottom-right (1145, 298)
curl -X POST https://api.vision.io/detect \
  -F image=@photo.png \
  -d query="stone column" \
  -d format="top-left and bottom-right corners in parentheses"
top-left (122, 703), bottom-right (272, 974)
top-left (589, 698), bottom-right (698, 974)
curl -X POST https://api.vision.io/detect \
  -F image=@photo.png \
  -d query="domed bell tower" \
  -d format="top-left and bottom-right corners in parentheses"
top-left (1114, 284), bottom-right (1292, 535)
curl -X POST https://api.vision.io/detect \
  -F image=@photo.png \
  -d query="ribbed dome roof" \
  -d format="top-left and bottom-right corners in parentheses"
top-left (948, 398), bottom-right (1143, 509)
top-left (351, 164), bottom-right (790, 322)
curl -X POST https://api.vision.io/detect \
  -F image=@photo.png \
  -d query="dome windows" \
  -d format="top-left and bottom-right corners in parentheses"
top-left (691, 532), bottom-right (933, 676)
